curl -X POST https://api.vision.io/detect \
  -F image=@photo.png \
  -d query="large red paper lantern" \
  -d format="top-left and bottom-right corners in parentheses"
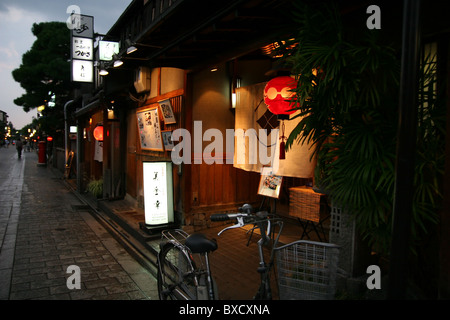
top-left (93, 125), bottom-right (103, 141)
top-left (263, 76), bottom-right (297, 115)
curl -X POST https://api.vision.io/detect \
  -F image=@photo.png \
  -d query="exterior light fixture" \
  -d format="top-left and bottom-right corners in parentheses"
top-left (96, 61), bottom-right (109, 76)
top-left (127, 45), bottom-right (137, 54)
top-left (125, 39), bottom-right (137, 54)
top-left (263, 76), bottom-right (298, 116)
top-left (113, 54), bottom-right (123, 68)
top-left (231, 77), bottom-right (241, 109)
top-left (263, 76), bottom-right (299, 159)
top-left (125, 39), bottom-right (162, 54)
top-left (113, 59), bottom-right (123, 68)
top-left (93, 125), bottom-right (104, 141)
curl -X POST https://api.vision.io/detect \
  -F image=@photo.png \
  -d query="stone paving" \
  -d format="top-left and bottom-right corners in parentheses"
top-left (0, 147), bottom-right (158, 300)
top-left (1, 146), bottom-right (326, 304)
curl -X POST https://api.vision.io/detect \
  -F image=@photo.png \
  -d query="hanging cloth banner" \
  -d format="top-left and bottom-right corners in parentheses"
top-left (234, 82), bottom-right (315, 178)
top-left (94, 140), bottom-right (103, 162)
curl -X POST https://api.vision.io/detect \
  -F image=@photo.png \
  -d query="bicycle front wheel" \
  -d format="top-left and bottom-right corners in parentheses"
top-left (157, 242), bottom-right (198, 300)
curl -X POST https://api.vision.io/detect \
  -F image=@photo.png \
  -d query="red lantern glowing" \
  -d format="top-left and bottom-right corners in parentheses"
top-left (93, 125), bottom-right (103, 141)
top-left (263, 76), bottom-right (297, 115)
top-left (263, 76), bottom-right (299, 160)
top-left (46, 136), bottom-right (53, 142)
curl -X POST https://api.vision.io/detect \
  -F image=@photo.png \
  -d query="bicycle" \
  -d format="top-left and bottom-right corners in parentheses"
top-left (156, 204), bottom-right (284, 300)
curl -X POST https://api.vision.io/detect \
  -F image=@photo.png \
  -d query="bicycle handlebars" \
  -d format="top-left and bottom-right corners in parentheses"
top-left (210, 204), bottom-right (253, 221)
top-left (210, 204), bottom-right (278, 237)
top-left (210, 213), bottom-right (237, 222)
top-left (211, 212), bottom-right (251, 236)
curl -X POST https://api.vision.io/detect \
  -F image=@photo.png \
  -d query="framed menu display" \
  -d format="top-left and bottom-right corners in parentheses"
top-left (136, 106), bottom-right (164, 151)
top-left (257, 167), bottom-right (283, 199)
top-left (158, 99), bottom-right (176, 124)
top-left (161, 130), bottom-right (174, 151)
top-left (143, 162), bottom-right (174, 226)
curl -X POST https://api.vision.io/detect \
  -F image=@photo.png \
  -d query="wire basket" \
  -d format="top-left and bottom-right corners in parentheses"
top-left (275, 240), bottom-right (339, 300)
top-left (289, 187), bottom-right (324, 223)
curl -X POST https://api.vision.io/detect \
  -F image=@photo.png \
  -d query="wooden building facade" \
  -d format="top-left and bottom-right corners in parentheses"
top-left (68, 0), bottom-right (450, 298)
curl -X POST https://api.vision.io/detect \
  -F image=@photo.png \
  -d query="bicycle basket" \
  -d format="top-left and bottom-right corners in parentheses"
top-left (275, 240), bottom-right (339, 300)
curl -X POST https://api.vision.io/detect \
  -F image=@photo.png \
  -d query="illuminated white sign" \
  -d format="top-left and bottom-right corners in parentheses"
top-left (99, 41), bottom-right (120, 61)
top-left (72, 60), bottom-right (93, 82)
top-left (143, 162), bottom-right (174, 226)
top-left (72, 37), bottom-right (93, 60)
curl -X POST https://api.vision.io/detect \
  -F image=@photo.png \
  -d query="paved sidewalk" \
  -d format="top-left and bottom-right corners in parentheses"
top-left (0, 148), bottom-right (157, 300)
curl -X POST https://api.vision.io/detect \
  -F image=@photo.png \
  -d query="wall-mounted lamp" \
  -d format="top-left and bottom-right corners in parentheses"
top-left (99, 68), bottom-right (109, 76)
top-left (231, 77), bottom-right (241, 108)
top-left (125, 39), bottom-right (162, 55)
top-left (98, 62), bottom-right (109, 76)
top-left (125, 39), bottom-right (136, 54)
top-left (113, 54), bottom-right (123, 68)
top-left (127, 45), bottom-right (138, 54)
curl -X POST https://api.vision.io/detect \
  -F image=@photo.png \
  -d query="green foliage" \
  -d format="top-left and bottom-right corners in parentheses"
top-left (12, 22), bottom-right (72, 135)
top-left (283, 2), bottom-right (444, 254)
top-left (87, 179), bottom-right (103, 198)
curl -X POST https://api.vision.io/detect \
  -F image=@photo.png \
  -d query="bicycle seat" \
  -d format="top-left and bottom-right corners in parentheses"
top-left (185, 233), bottom-right (218, 253)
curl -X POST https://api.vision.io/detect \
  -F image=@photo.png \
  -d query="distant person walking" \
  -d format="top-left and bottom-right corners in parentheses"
top-left (16, 139), bottom-right (23, 159)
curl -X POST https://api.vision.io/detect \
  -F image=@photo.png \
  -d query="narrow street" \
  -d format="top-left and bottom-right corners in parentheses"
top-left (0, 146), bottom-right (157, 300)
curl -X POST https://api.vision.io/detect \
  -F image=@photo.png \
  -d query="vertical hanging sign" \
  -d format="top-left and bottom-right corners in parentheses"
top-left (143, 162), bottom-right (174, 226)
top-left (70, 14), bottom-right (94, 83)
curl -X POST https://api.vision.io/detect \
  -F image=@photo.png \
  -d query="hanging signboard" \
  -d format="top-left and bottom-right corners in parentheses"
top-left (99, 40), bottom-right (120, 61)
top-left (70, 14), bottom-right (94, 83)
top-left (143, 162), bottom-right (174, 226)
top-left (71, 14), bottom-right (94, 38)
top-left (72, 60), bottom-right (93, 82)
top-left (72, 37), bottom-right (93, 60)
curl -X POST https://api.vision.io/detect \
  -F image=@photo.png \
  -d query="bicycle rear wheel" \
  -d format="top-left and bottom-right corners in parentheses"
top-left (157, 241), bottom-right (198, 300)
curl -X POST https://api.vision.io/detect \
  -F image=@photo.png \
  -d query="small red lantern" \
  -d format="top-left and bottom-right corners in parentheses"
top-left (263, 76), bottom-right (297, 116)
top-left (47, 136), bottom-right (53, 142)
top-left (93, 125), bottom-right (103, 141)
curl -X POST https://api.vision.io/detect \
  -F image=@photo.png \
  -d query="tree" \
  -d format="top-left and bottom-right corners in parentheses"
top-left (12, 22), bottom-right (72, 135)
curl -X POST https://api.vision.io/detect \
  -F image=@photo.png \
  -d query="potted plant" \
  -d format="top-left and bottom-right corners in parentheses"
top-left (281, 2), bottom-right (443, 259)
top-left (87, 178), bottom-right (103, 199)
